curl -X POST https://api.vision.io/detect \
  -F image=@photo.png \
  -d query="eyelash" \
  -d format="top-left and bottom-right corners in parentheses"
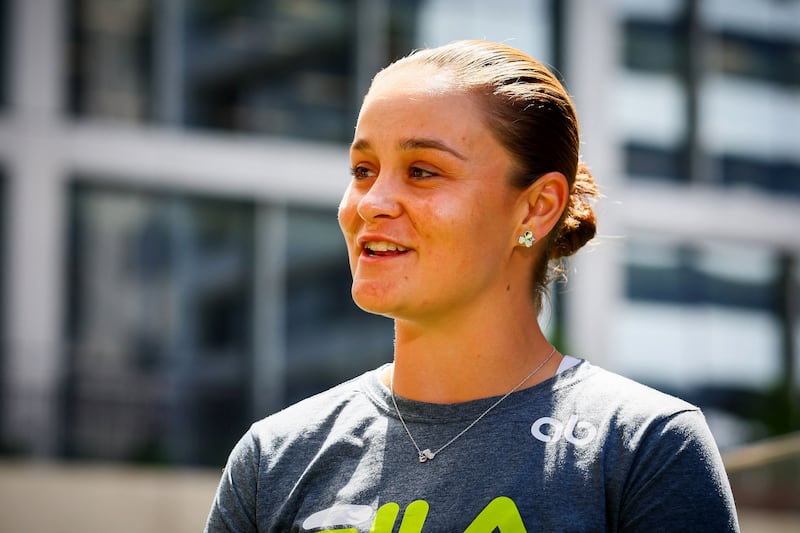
top-left (349, 166), bottom-right (374, 180)
top-left (409, 166), bottom-right (436, 179)
top-left (349, 166), bottom-right (436, 180)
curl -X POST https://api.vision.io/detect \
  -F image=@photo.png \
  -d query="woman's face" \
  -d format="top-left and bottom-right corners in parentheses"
top-left (338, 65), bottom-right (527, 323)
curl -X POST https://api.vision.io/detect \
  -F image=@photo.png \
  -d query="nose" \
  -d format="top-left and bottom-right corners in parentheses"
top-left (356, 173), bottom-right (403, 221)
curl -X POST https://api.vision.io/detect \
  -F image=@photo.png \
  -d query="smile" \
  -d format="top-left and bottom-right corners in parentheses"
top-left (363, 240), bottom-right (410, 256)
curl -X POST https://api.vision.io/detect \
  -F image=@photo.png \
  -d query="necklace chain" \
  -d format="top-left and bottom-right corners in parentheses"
top-left (390, 346), bottom-right (557, 463)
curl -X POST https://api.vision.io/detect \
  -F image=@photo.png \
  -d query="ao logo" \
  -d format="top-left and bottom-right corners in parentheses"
top-left (531, 415), bottom-right (597, 446)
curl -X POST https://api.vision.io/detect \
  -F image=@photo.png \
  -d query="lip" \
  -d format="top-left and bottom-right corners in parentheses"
top-left (357, 234), bottom-right (413, 259)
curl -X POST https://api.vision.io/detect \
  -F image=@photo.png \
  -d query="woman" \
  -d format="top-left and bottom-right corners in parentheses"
top-left (206, 40), bottom-right (738, 532)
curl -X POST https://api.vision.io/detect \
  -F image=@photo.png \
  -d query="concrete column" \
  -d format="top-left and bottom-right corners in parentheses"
top-left (4, 0), bottom-right (67, 455)
top-left (252, 205), bottom-right (288, 417)
top-left (563, 0), bottom-right (625, 367)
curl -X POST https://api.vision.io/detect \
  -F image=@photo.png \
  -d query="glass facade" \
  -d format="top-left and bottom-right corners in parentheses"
top-left (67, 0), bottom-right (155, 121)
top-left (0, 0), bottom-right (794, 484)
top-left (60, 183), bottom-right (393, 465)
top-left (67, 0), bottom-right (554, 141)
top-left (623, 17), bottom-right (687, 75)
top-left (619, 2), bottom-right (800, 195)
top-left (66, 0), bottom-right (424, 140)
top-left (284, 207), bottom-right (393, 405)
top-left (616, 0), bottom-right (800, 449)
top-left (615, 237), bottom-right (798, 446)
top-left (64, 183), bottom-right (255, 464)
top-left (712, 28), bottom-right (800, 87)
top-left (0, 0), bottom-right (559, 468)
top-left (183, 0), bottom-right (360, 139)
top-left (620, 7), bottom-right (690, 184)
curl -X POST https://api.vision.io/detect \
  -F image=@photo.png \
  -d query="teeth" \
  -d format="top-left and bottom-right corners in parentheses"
top-left (364, 241), bottom-right (408, 252)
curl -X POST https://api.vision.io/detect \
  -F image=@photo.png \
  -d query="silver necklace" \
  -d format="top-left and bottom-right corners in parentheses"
top-left (390, 346), bottom-right (557, 463)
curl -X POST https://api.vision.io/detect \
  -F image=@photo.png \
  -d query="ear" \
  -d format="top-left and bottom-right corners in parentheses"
top-left (516, 171), bottom-right (569, 241)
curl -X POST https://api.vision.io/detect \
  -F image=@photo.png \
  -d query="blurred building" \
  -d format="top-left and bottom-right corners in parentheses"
top-left (0, 0), bottom-right (797, 502)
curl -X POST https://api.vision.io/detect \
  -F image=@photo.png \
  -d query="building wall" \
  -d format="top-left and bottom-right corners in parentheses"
top-left (0, 0), bottom-right (798, 479)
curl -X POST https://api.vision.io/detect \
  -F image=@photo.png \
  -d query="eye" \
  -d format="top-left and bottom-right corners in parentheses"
top-left (409, 166), bottom-right (436, 179)
top-left (350, 165), bottom-right (375, 180)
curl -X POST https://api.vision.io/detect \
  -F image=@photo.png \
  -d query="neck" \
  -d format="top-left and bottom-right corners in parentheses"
top-left (386, 305), bottom-right (560, 403)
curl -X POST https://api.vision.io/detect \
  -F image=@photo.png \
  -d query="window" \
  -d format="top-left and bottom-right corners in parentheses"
top-left (720, 154), bottom-right (800, 195)
top-left (61, 183), bottom-right (394, 466)
top-left (625, 147), bottom-right (800, 195)
top-left (64, 183), bottom-right (254, 465)
top-left (284, 207), bottom-right (393, 405)
top-left (713, 31), bottom-right (800, 87)
top-left (624, 142), bottom-right (687, 183)
top-left (66, 0), bottom-right (390, 140)
top-left (623, 18), bottom-right (687, 76)
top-left (615, 238), bottom-right (797, 447)
top-left (621, 7), bottom-right (800, 196)
top-left (183, 0), bottom-right (359, 140)
top-left (67, 0), bottom-right (557, 141)
top-left (67, 0), bottom-right (155, 121)
top-left (620, 15), bottom-right (692, 185)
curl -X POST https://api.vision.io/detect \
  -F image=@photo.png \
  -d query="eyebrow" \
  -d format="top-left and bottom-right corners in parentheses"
top-left (350, 137), bottom-right (467, 161)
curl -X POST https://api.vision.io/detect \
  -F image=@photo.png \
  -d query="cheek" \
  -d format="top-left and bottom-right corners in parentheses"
top-left (429, 201), bottom-right (506, 264)
top-left (337, 192), bottom-right (362, 271)
top-left (426, 197), bottom-right (483, 238)
top-left (417, 204), bottom-right (479, 263)
top-left (337, 188), bottom-right (360, 237)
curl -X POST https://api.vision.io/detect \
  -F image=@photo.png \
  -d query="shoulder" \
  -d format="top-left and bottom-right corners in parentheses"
top-left (565, 365), bottom-right (739, 529)
top-left (558, 363), bottom-right (737, 523)
top-left (246, 369), bottom-right (382, 457)
top-left (549, 361), bottom-right (714, 454)
top-left (559, 361), bottom-right (699, 418)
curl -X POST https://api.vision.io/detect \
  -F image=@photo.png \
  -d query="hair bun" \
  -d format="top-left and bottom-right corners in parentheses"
top-left (550, 161), bottom-right (599, 259)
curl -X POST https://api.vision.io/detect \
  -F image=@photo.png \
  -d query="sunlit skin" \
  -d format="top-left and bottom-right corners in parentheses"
top-left (338, 64), bottom-right (569, 403)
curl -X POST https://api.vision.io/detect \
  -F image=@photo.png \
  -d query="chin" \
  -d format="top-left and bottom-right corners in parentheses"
top-left (351, 282), bottom-right (402, 317)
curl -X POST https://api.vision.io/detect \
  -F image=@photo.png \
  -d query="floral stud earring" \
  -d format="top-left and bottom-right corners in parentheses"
top-left (518, 230), bottom-right (535, 248)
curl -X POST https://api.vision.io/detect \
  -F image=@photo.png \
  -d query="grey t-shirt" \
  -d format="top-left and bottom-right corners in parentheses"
top-left (205, 361), bottom-right (739, 532)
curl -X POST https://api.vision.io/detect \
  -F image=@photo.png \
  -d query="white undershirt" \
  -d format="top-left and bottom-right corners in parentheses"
top-left (556, 355), bottom-right (582, 375)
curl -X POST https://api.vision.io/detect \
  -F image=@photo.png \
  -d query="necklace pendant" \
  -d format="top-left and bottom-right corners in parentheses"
top-left (419, 449), bottom-right (435, 462)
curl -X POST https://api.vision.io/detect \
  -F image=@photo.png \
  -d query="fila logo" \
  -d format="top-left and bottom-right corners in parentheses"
top-left (531, 415), bottom-right (597, 446)
top-left (302, 497), bottom-right (527, 532)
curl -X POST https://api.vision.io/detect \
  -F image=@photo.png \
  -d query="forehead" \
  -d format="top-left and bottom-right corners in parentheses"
top-left (369, 62), bottom-right (456, 95)
top-left (356, 65), bottom-right (488, 141)
top-left (353, 65), bottom-right (515, 179)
